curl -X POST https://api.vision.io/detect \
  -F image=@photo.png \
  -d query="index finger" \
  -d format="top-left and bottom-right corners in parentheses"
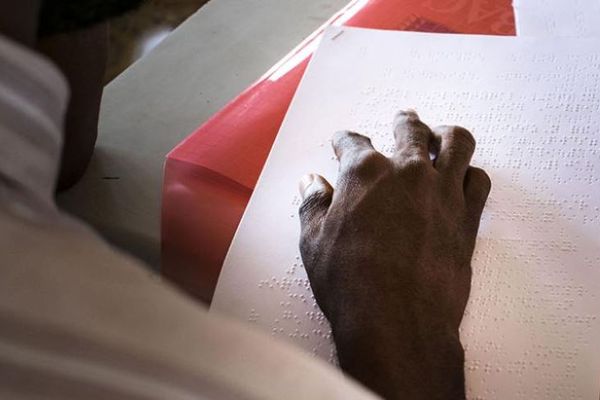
top-left (332, 130), bottom-right (376, 170)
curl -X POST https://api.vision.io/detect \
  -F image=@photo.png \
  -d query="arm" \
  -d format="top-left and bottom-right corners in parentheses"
top-left (298, 111), bottom-right (491, 399)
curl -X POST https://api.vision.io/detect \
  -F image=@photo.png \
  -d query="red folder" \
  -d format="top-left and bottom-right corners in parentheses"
top-left (162, 0), bottom-right (515, 303)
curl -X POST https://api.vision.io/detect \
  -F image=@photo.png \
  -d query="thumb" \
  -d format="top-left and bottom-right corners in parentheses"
top-left (298, 173), bottom-right (334, 235)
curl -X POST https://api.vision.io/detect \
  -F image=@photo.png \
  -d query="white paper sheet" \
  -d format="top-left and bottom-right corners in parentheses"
top-left (514, 0), bottom-right (600, 36)
top-left (211, 27), bottom-right (600, 399)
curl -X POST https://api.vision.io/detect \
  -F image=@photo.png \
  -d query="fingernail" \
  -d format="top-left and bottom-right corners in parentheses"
top-left (396, 109), bottom-right (419, 121)
top-left (299, 174), bottom-right (315, 199)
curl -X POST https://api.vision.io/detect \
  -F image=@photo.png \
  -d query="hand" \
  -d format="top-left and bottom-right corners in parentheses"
top-left (298, 110), bottom-right (491, 400)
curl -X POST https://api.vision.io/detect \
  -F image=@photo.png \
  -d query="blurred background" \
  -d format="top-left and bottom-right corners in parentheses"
top-left (105, 0), bottom-right (209, 83)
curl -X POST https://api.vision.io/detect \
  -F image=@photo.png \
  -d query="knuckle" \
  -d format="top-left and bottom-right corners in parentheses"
top-left (397, 155), bottom-right (431, 178)
top-left (333, 130), bottom-right (370, 148)
top-left (395, 118), bottom-right (429, 138)
top-left (354, 150), bottom-right (387, 167)
top-left (298, 191), bottom-right (329, 222)
top-left (345, 150), bottom-right (388, 177)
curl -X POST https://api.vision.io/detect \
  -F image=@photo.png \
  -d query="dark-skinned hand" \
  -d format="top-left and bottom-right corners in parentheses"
top-left (298, 110), bottom-right (491, 400)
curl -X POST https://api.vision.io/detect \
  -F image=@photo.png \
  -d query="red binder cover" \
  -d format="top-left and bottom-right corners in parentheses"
top-left (162, 0), bottom-right (515, 303)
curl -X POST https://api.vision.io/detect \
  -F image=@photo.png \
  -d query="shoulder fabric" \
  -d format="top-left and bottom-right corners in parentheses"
top-left (0, 34), bottom-right (378, 400)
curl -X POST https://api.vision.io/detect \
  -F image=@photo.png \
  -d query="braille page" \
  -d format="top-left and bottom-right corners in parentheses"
top-left (211, 27), bottom-right (600, 399)
top-left (514, 0), bottom-right (600, 36)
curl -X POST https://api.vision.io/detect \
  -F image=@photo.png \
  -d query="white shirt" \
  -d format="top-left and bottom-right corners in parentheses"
top-left (0, 34), bottom-right (378, 400)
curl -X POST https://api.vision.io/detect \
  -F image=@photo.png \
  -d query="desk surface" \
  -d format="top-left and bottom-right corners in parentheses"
top-left (57, 0), bottom-right (350, 268)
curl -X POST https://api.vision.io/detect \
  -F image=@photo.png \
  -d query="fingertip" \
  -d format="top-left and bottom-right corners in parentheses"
top-left (433, 126), bottom-right (477, 178)
top-left (332, 130), bottom-right (350, 144)
top-left (332, 130), bottom-right (368, 145)
top-left (298, 174), bottom-right (334, 230)
top-left (299, 173), bottom-right (316, 199)
top-left (331, 131), bottom-right (347, 158)
top-left (299, 174), bottom-right (333, 200)
top-left (394, 109), bottom-right (420, 124)
top-left (434, 125), bottom-right (476, 150)
top-left (331, 130), bottom-right (374, 162)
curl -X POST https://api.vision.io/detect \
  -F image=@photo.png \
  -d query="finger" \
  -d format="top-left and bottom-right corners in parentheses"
top-left (432, 125), bottom-right (476, 180)
top-left (463, 167), bottom-right (491, 221)
top-left (298, 173), bottom-right (334, 235)
top-left (393, 109), bottom-right (435, 161)
top-left (332, 130), bottom-right (376, 170)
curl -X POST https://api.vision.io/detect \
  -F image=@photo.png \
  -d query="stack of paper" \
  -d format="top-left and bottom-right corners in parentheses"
top-left (211, 26), bottom-right (600, 399)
